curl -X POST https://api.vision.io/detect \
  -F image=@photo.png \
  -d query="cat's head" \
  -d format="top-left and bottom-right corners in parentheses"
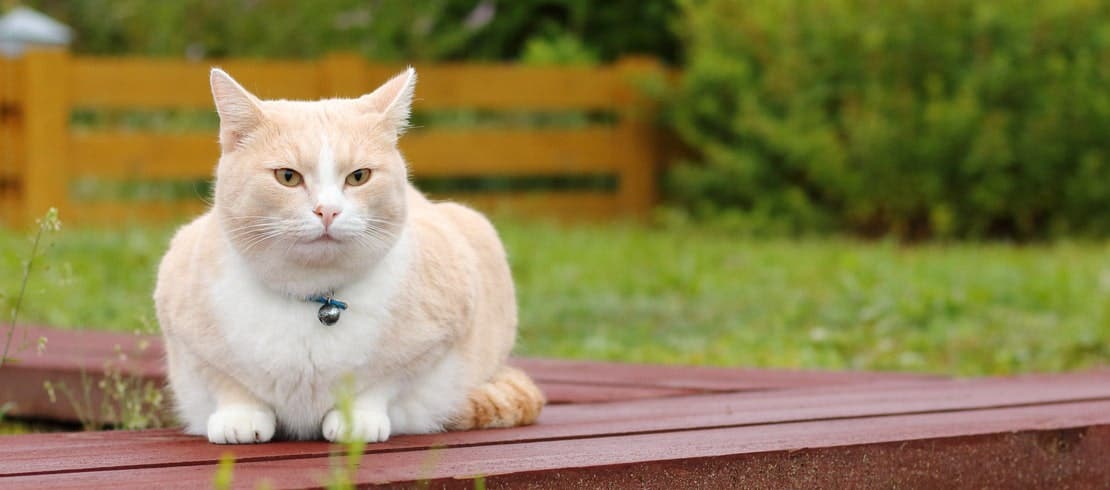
top-left (209, 67), bottom-right (415, 288)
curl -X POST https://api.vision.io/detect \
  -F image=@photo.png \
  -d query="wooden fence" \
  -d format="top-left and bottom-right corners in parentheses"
top-left (0, 49), bottom-right (666, 227)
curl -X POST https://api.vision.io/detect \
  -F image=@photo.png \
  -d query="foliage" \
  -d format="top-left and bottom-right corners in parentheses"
top-left (0, 222), bottom-right (166, 331)
top-left (0, 210), bottom-right (60, 435)
top-left (42, 336), bottom-right (168, 431)
top-left (0, 417), bottom-right (69, 434)
top-left (21, 0), bottom-right (678, 63)
top-left (0, 210), bottom-right (167, 431)
top-left (2, 221), bottom-right (1108, 377)
top-left (520, 30), bottom-right (598, 66)
top-left (667, 0), bottom-right (1110, 239)
top-left (211, 452), bottom-right (235, 490)
top-left (321, 377), bottom-right (368, 490)
top-left (2, 208), bottom-right (60, 368)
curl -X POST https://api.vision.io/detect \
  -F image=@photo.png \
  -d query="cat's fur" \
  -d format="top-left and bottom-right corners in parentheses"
top-left (153, 68), bottom-right (544, 444)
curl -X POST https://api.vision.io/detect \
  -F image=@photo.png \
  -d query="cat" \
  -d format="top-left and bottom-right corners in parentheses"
top-left (153, 67), bottom-right (545, 444)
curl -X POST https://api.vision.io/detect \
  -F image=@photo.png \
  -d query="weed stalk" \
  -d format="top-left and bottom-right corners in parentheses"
top-left (2, 208), bottom-right (60, 368)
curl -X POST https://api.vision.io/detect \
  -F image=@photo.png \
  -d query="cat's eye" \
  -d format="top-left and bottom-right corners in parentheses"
top-left (346, 168), bottom-right (371, 186)
top-left (274, 168), bottom-right (302, 187)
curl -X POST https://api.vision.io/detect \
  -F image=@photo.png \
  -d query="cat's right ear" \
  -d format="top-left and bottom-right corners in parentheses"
top-left (210, 68), bottom-right (264, 151)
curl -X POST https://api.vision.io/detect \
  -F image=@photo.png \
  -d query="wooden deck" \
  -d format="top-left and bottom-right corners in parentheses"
top-left (2, 327), bottom-right (1109, 488)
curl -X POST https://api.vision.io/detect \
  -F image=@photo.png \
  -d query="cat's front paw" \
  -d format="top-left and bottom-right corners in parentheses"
top-left (207, 405), bottom-right (276, 444)
top-left (322, 408), bottom-right (391, 443)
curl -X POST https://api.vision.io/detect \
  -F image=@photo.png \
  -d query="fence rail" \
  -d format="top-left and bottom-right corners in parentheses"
top-left (0, 50), bottom-right (666, 227)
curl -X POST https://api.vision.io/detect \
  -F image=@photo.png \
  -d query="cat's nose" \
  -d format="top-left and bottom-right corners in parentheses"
top-left (314, 204), bottom-right (342, 230)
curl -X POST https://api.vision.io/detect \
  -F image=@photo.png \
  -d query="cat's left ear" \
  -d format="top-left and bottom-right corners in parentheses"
top-left (359, 67), bottom-right (416, 135)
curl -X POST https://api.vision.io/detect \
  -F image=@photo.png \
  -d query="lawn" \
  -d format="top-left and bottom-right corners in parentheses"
top-left (2, 219), bottom-right (1109, 378)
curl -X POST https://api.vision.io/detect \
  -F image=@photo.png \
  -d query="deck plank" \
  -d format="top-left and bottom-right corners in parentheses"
top-left (3, 400), bottom-right (1108, 488)
top-left (3, 326), bottom-right (1107, 488)
top-left (512, 357), bottom-right (944, 390)
top-left (3, 370), bottom-right (1108, 478)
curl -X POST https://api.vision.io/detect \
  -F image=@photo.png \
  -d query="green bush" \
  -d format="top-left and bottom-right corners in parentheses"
top-left (667, 0), bottom-right (1110, 239)
top-left (22, 0), bottom-right (678, 63)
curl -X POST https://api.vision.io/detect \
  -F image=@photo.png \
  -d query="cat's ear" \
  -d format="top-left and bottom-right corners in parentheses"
top-left (210, 68), bottom-right (264, 151)
top-left (358, 67), bottom-right (416, 135)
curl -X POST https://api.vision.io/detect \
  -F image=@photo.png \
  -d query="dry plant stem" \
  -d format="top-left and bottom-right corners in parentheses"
top-left (1, 224), bottom-right (45, 368)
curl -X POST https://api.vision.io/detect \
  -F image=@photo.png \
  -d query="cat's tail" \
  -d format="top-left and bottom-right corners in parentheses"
top-left (447, 365), bottom-right (545, 431)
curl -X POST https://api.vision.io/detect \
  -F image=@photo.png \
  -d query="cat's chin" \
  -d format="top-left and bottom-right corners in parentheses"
top-left (228, 235), bottom-right (358, 271)
top-left (240, 243), bottom-right (373, 297)
top-left (294, 236), bottom-right (342, 256)
top-left (286, 238), bottom-right (357, 264)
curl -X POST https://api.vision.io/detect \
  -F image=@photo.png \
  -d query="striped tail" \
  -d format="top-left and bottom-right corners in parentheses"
top-left (447, 365), bottom-right (545, 430)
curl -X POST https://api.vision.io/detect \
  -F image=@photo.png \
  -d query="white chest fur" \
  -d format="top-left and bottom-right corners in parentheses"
top-left (207, 229), bottom-right (413, 436)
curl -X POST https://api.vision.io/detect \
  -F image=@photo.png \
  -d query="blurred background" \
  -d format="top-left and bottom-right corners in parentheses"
top-left (1, 0), bottom-right (1109, 413)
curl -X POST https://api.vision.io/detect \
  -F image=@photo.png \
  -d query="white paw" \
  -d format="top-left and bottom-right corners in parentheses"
top-left (322, 408), bottom-right (391, 443)
top-left (207, 405), bottom-right (276, 444)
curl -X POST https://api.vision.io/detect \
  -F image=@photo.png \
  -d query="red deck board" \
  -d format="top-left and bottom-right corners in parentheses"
top-left (4, 400), bottom-right (1109, 489)
top-left (3, 370), bottom-right (1108, 478)
top-left (3, 326), bottom-right (1108, 488)
top-left (512, 357), bottom-right (945, 390)
top-left (531, 380), bottom-right (699, 403)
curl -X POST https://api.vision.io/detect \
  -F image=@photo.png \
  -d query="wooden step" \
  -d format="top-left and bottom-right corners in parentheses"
top-left (1, 326), bottom-right (1107, 488)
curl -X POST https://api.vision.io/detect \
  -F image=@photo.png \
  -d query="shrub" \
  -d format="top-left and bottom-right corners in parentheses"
top-left (667, 0), bottom-right (1110, 239)
top-left (22, 0), bottom-right (679, 63)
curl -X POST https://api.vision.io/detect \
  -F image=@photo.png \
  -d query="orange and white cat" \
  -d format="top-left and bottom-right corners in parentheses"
top-left (153, 68), bottom-right (544, 444)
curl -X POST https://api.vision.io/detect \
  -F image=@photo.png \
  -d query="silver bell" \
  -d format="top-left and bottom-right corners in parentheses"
top-left (318, 303), bottom-right (342, 326)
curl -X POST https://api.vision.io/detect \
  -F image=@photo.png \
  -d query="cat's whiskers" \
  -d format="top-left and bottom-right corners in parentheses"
top-left (360, 215), bottom-right (397, 224)
top-left (223, 216), bottom-right (286, 234)
top-left (359, 225), bottom-right (397, 248)
top-left (283, 235), bottom-right (303, 258)
top-left (359, 215), bottom-right (399, 227)
top-left (224, 223), bottom-right (284, 246)
top-left (223, 216), bottom-right (284, 229)
top-left (359, 216), bottom-right (398, 231)
top-left (224, 221), bottom-right (282, 235)
top-left (237, 227), bottom-right (288, 255)
top-left (225, 215), bottom-right (288, 222)
top-left (349, 233), bottom-right (379, 253)
top-left (237, 235), bottom-right (277, 255)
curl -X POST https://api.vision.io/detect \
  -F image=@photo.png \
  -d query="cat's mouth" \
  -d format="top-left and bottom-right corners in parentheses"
top-left (308, 233), bottom-right (339, 244)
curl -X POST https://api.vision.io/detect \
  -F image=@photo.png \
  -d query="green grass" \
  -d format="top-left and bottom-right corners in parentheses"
top-left (2, 220), bottom-right (1109, 377)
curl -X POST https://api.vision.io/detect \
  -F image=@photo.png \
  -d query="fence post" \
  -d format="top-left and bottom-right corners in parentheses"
top-left (613, 56), bottom-right (666, 218)
top-left (20, 48), bottom-right (69, 226)
top-left (319, 52), bottom-right (367, 99)
top-left (0, 56), bottom-right (18, 226)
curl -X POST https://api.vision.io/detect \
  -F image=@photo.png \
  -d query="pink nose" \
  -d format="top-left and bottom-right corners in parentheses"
top-left (314, 204), bottom-right (342, 229)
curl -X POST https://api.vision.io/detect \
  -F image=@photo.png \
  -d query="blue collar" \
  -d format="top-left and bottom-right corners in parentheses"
top-left (309, 296), bottom-right (348, 310)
